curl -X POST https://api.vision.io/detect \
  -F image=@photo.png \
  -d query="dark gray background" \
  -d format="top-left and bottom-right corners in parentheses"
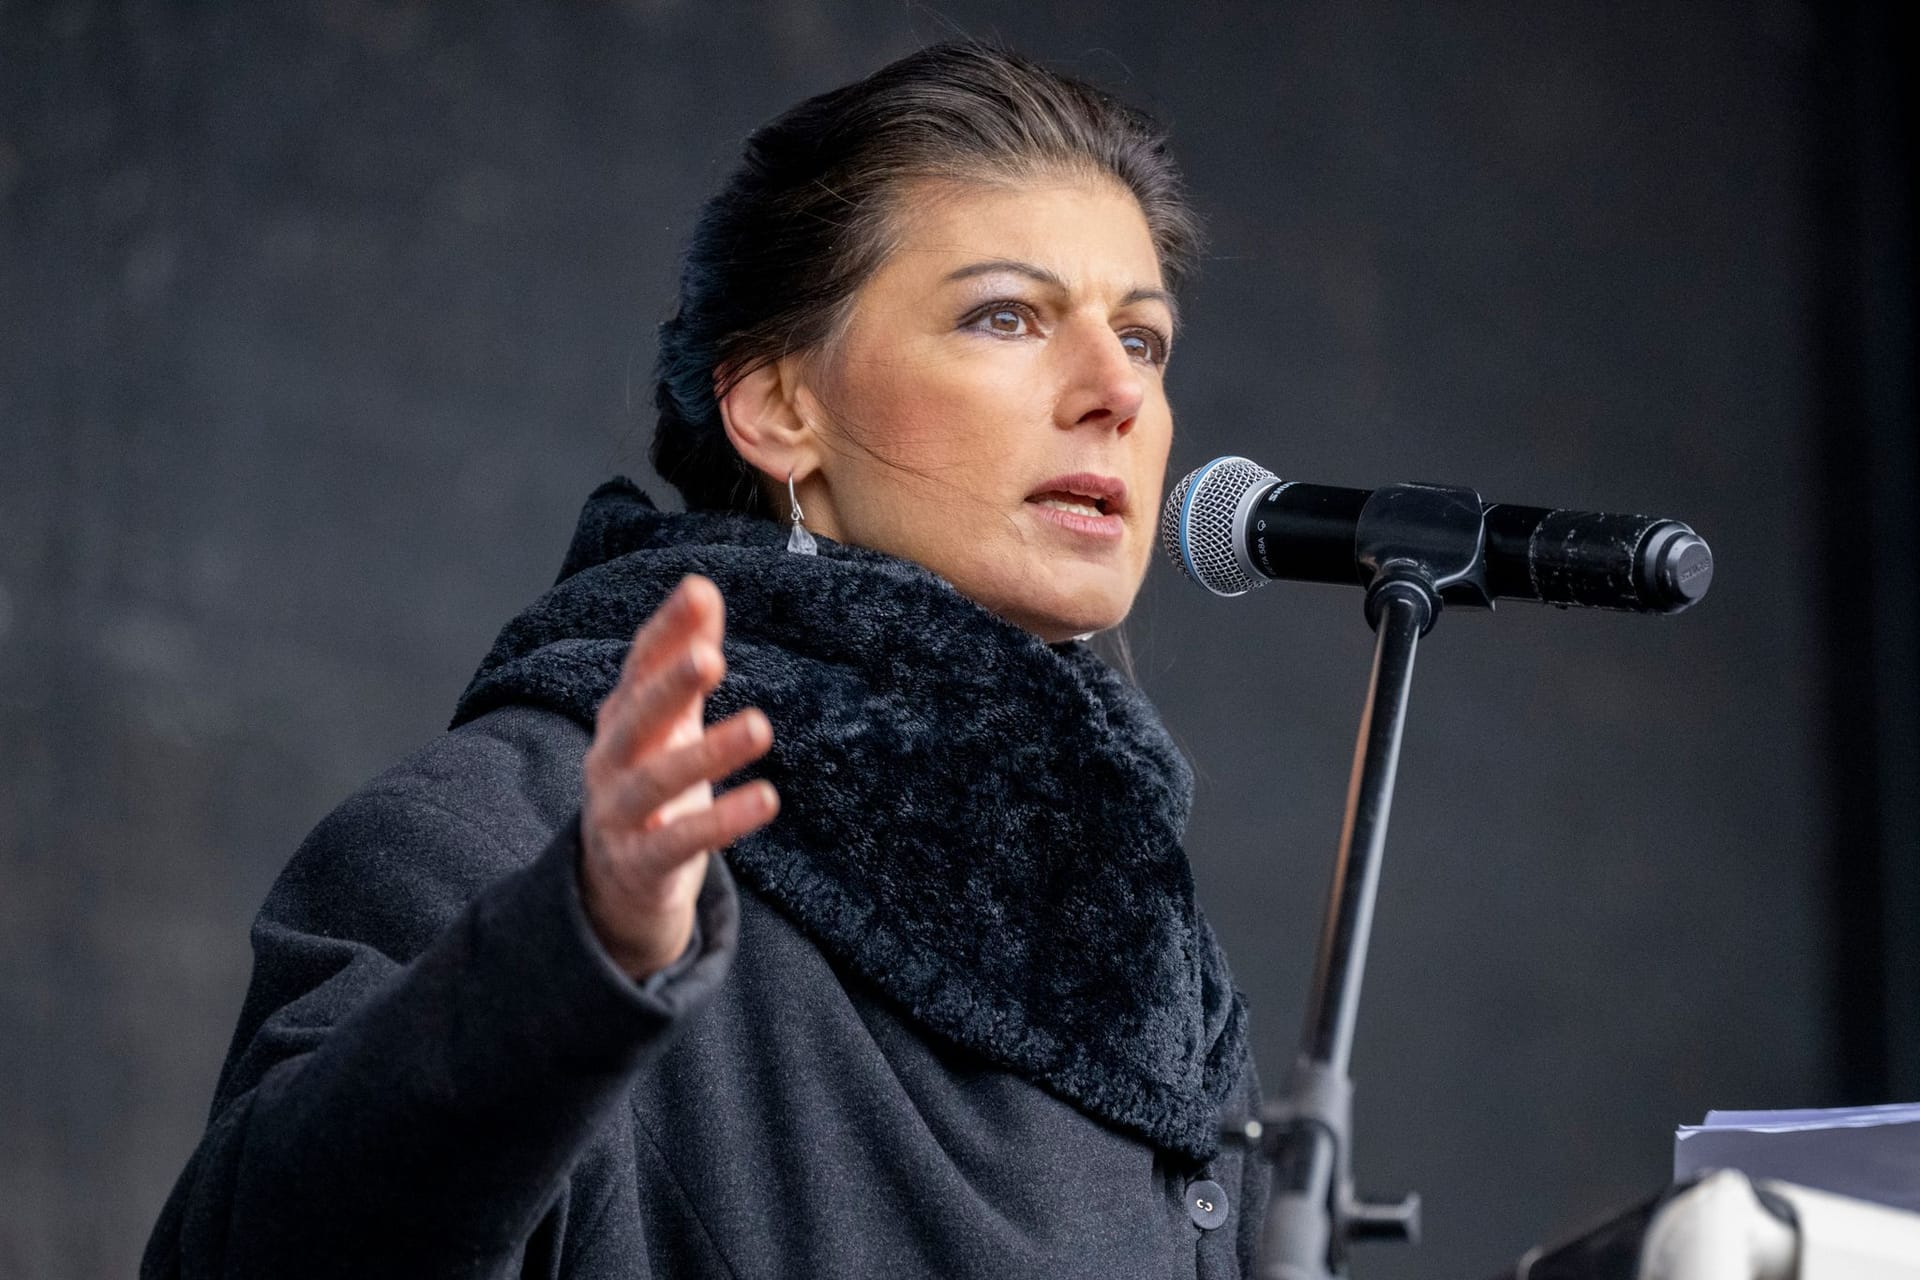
top-left (4, 2), bottom-right (1915, 1277)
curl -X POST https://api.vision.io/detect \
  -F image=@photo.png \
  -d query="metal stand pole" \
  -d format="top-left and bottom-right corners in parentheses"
top-left (1308, 581), bottom-right (1426, 1077)
top-left (1242, 582), bottom-right (1427, 1280)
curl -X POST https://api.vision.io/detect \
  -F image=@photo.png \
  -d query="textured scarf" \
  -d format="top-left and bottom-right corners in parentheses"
top-left (451, 478), bottom-right (1248, 1161)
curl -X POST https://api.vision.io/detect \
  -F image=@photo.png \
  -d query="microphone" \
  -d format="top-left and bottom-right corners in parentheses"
top-left (1161, 456), bottom-right (1713, 613)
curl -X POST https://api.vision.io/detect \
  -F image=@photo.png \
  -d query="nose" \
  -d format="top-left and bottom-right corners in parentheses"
top-left (1055, 321), bottom-right (1146, 434)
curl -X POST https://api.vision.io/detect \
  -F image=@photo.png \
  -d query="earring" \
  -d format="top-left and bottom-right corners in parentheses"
top-left (786, 469), bottom-right (818, 556)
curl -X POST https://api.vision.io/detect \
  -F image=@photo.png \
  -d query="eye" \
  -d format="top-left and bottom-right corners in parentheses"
top-left (966, 300), bottom-right (1040, 338)
top-left (1120, 327), bottom-right (1172, 367)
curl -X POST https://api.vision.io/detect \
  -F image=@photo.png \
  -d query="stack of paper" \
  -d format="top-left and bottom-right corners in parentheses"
top-left (1675, 1103), bottom-right (1920, 1214)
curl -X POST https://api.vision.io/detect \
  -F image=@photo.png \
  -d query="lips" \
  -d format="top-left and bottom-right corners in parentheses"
top-left (1025, 472), bottom-right (1129, 517)
top-left (1024, 472), bottom-right (1129, 542)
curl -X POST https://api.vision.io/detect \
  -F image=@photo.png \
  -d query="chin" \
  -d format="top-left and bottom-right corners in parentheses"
top-left (950, 554), bottom-right (1144, 645)
top-left (1001, 580), bottom-right (1136, 645)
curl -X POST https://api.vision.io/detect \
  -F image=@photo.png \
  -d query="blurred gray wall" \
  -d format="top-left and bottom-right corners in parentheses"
top-left (3, 2), bottom-right (1913, 1277)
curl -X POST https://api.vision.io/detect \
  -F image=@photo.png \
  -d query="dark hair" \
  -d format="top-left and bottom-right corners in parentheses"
top-left (650, 40), bottom-right (1204, 515)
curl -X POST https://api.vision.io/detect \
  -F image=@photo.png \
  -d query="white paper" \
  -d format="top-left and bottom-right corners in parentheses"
top-left (1675, 1104), bottom-right (1920, 1214)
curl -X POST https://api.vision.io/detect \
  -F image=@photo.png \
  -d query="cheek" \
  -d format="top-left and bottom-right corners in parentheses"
top-left (840, 345), bottom-right (1044, 476)
top-left (1128, 399), bottom-right (1174, 482)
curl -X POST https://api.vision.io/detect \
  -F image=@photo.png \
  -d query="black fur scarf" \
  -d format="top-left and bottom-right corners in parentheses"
top-left (451, 478), bottom-right (1248, 1161)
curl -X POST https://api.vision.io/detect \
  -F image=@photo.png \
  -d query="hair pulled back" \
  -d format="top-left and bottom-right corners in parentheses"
top-left (650, 40), bottom-right (1204, 516)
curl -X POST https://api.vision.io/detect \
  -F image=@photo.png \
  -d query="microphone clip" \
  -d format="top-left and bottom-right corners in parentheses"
top-left (1353, 482), bottom-right (1493, 634)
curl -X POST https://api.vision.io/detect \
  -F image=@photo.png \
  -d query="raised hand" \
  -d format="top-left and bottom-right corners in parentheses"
top-left (578, 575), bottom-right (777, 980)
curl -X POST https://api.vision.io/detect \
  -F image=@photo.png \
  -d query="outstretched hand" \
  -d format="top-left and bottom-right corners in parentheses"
top-left (579, 575), bottom-right (777, 980)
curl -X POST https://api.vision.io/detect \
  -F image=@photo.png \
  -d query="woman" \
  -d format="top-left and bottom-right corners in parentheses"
top-left (145, 40), bottom-right (1264, 1279)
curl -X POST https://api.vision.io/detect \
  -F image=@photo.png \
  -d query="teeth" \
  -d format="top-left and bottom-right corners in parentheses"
top-left (1038, 497), bottom-right (1104, 518)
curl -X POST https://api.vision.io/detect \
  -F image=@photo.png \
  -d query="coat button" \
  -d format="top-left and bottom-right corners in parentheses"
top-left (1185, 1179), bottom-right (1229, 1230)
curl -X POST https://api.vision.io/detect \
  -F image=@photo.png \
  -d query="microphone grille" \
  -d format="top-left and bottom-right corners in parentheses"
top-left (1161, 456), bottom-right (1278, 596)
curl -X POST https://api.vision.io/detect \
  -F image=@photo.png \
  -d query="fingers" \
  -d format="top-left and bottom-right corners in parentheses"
top-left (593, 575), bottom-right (729, 769)
top-left (598, 708), bottom-right (773, 832)
top-left (619, 575), bottom-right (724, 687)
top-left (577, 578), bottom-right (772, 981)
top-left (633, 779), bottom-right (779, 871)
top-left (590, 778), bottom-right (779, 909)
top-left (592, 637), bottom-right (725, 772)
top-left (583, 573), bottom-right (779, 881)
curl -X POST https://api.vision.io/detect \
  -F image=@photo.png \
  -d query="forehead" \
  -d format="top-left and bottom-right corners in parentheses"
top-left (877, 176), bottom-right (1166, 292)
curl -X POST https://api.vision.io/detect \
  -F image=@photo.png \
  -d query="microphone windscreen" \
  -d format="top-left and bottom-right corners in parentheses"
top-left (1161, 456), bottom-right (1278, 596)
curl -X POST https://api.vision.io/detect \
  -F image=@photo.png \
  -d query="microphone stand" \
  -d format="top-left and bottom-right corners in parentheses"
top-left (1224, 482), bottom-right (1495, 1280)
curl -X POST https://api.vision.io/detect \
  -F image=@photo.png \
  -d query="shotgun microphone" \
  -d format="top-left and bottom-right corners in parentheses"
top-left (1161, 456), bottom-right (1713, 613)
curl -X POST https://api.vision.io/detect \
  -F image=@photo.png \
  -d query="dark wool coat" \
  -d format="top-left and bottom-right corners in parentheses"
top-left (143, 480), bottom-right (1269, 1279)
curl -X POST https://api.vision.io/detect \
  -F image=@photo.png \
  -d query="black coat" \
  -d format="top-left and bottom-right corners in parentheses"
top-left (144, 481), bottom-right (1268, 1278)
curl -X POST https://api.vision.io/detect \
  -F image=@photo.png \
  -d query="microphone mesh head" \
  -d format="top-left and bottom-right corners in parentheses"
top-left (1161, 456), bottom-right (1278, 596)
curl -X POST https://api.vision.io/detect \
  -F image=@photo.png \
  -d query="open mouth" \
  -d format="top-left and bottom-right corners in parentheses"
top-left (1025, 473), bottom-right (1128, 522)
top-left (1031, 491), bottom-right (1114, 518)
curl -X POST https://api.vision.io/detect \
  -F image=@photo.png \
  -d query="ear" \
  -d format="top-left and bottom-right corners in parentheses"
top-left (717, 355), bottom-right (821, 487)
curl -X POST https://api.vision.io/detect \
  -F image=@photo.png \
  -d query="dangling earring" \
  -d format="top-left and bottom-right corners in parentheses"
top-left (786, 468), bottom-right (818, 556)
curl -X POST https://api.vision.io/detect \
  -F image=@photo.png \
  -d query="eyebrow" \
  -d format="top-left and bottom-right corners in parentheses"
top-left (942, 258), bottom-right (1181, 331)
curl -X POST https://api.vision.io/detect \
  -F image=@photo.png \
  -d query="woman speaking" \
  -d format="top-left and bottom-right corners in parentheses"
top-left (145, 40), bottom-right (1263, 1279)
